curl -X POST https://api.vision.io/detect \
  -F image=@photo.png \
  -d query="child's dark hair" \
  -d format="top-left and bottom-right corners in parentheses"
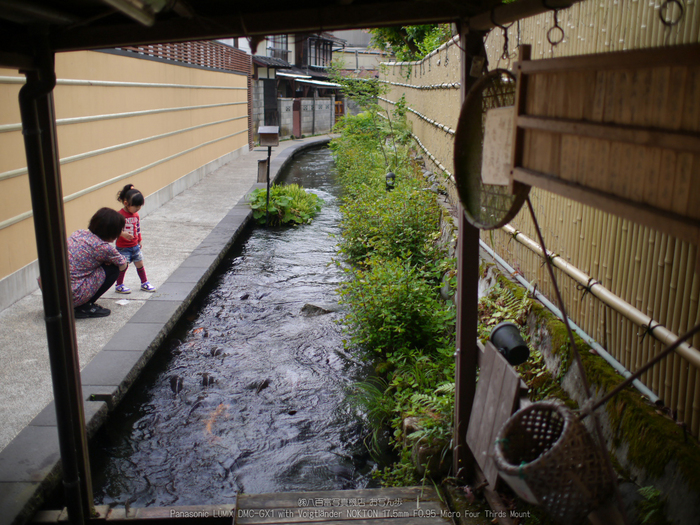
top-left (88, 207), bottom-right (125, 241)
top-left (116, 183), bottom-right (144, 207)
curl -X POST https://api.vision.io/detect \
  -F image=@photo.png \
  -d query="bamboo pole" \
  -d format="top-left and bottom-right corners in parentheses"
top-left (649, 233), bottom-right (666, 392)
top-left (677, 244), bottom-right (695, 424)
top-left (659, 237), bottom-right (676, 402)
top-left (594, 209), bottom-right (608, 342)
top-left (606, 2), bottom-right (622, 52)
top-left (605, 214), bottom-right (618, 359)
top-left (691, 0), bottom-right (700, 44)
top-left (627, 222), bottom-right (643, 371)
top-left (636, 226), bottom-right (653, 373)
top-left (581, 204), bottom-right (594, 331)
top-left (685, 262), bottom-right (700, 430)
top-left (692, 367), bottom-right (700, 436)
top-left (567, 201), bottom-right (579, 325)
top-left (502, 224), bottom-right (700, 371)
top-left (650, 0), bottom-right (661, 49)
top-left (668, 241), bottom-right (687, 410)
top-left (615, 220), bottom-right (630, 366)
top-left (618, 221), bottom-right (638, 368)
top-left (630, 0), bottom-right (642, 50)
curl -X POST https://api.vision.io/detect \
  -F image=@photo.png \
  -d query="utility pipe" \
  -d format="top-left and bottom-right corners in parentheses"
top-left (502, 224), bottom-right (700, 371)
top-left (479, 239), bottom-right (660, 403)
top-left (18, 34), bottom-right (93, 523)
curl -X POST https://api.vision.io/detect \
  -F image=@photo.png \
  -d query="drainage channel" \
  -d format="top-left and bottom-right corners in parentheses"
top-left (83, 147), bottom-right (378, 508)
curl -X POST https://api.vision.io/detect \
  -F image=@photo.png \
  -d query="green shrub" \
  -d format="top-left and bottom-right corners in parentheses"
top-left (248, 183), bottom-right (322, 226)
top-left (331, 98), bottom-right (457, 485)
top-left (339, 256), bottom-right (455, 357)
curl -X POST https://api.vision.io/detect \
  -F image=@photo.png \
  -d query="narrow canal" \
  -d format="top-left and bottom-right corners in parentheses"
top-left (90, 147), bottom-right (378, 507)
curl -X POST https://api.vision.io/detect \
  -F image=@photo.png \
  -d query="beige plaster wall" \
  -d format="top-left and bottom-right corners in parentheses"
top-left (0, 50), bottom-right (248, 291)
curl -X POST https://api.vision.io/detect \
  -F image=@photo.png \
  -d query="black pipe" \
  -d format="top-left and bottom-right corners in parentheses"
top-left (265, 145), bottom-right (272, 225)
top-left (18, 30), bottom-right (92, 524)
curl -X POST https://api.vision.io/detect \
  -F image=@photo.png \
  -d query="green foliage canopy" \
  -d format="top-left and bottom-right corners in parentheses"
top-left (368, 24), bottom-right (453, 62)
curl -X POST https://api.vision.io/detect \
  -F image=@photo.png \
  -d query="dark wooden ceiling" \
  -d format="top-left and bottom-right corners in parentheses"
top-left (0, 0), bottom-right (507, 69)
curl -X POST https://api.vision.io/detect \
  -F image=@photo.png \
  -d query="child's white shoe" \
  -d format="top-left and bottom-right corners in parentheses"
top-left (115, 284), bottom-right (131, 294)
top-left (141, 281), bottom-right (156, 292)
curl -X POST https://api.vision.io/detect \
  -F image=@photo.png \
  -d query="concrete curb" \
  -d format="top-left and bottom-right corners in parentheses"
top-left (0, 137), bottom-right (332, 525)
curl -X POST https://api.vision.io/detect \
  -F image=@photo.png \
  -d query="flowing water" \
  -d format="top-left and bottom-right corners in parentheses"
top-left (90, 147), bottom-right (378, 507)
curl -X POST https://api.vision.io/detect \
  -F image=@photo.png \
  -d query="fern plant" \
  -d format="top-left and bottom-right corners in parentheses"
top-left (407, 382), bottom-right (455, 447)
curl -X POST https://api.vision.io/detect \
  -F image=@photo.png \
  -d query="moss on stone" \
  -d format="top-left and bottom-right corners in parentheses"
top-left (484, 266), bottom-right (700, 495)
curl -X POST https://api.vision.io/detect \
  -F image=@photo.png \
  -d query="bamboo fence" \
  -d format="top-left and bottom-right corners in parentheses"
top-left (379, 0), bottom-right (700, 436)
top-left (486, 0), bottom-right (700, 436)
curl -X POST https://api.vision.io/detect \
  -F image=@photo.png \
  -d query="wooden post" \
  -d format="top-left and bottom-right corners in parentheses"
top-left (453, 22), bottom-right (488, 482)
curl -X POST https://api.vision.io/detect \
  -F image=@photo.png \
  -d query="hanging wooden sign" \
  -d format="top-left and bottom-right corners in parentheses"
top-left (481, 106), bottom-right (514, 186)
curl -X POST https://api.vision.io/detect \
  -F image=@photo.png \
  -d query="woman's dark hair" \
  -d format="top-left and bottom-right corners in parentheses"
top-left (117, 183), bottom-right (144, 207)
top-left (88, 207), bottom-right (125, 241)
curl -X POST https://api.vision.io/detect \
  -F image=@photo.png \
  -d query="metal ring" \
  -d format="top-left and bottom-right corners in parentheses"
top-left (547, 24), bottom-right (565, 45)
top-left (659, 0), bottom-right (684, 26)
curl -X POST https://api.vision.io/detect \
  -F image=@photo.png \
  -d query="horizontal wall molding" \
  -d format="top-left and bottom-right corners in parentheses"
top-left (0, 75), bottom-right (246, 90)
top-left (0, 115), bottom-right (247, 182)
top-left (0, 101), bottom-right (247, 134)
top-left (0, 129), bottom-right (246, 231)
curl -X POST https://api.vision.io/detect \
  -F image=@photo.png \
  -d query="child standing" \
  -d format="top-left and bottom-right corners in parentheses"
top-left (115, 184), bottom-right (156, 293)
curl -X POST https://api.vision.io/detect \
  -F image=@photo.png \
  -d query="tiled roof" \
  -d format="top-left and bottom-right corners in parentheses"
top-left (252, 55), bottom-right (290, 68)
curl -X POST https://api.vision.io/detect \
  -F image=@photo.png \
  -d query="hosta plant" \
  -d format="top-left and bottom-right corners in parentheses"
top-left (249, 183), bottom-right (323, 226)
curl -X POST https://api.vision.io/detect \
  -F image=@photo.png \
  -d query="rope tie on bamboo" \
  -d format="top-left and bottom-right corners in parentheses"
top-left (578, 398), bottom-right (597, 419)
top-left (576, 277), bottom-right (599, 301)
top-left (638, 321), bottom-right (665, 343)
top-left (541, 251), bottom-right (559, 268)
top-left (507, 229), bottom-right (520, 246)
top-left (495, 437), bottom-right (510, 450)
top-left (518, 462), bottom-right (527, 479)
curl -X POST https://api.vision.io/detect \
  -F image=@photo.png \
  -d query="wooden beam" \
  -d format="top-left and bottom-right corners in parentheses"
top-left (0, 50), bottom-right (36, 70)
top-left (517, 115), bottom-right (700, 154)
top-left (512, 167), bottom-right (700, 245)
top-left (516, 43), bottom-right (700, 73)
top-left (453, 23), bottom-right (488, 483)
top-left (468, 0), bottom-right (581, 31)
top-left (51, 1), bottom-right (480, 52)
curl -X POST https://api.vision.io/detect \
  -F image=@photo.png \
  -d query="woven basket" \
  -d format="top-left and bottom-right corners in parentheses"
top-left (493, 400), bottom-right (613, 524)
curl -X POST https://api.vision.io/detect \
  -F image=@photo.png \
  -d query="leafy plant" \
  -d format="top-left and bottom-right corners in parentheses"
top-left (407, 382), bottom-right (455, 447)
top-left (331, 96), bottom-right (457, 488)
top-left (248, 183), bottom-right (322, 226)
top-left (637, 486), bottom-right (671, 525)
top-left (368, 24), bottom-right (453, 62)
top-left (339, 256), bottom-right (454, 356)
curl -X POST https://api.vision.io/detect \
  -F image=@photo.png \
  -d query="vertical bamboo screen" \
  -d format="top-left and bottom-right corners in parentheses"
top-left (379, 38), bottom-right (463, 206)
top-left (378, 0), bottom-right (700, 437)
top-left (483, 0), bottom-right (700, 436)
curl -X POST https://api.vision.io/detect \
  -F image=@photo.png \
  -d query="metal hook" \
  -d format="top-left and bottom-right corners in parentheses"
top-left (490, 8), bottom-right (514, 60)
top-left (542, 0), bottom-right (565, 46)
top-left (659, 0), bottom-right (685, 27)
